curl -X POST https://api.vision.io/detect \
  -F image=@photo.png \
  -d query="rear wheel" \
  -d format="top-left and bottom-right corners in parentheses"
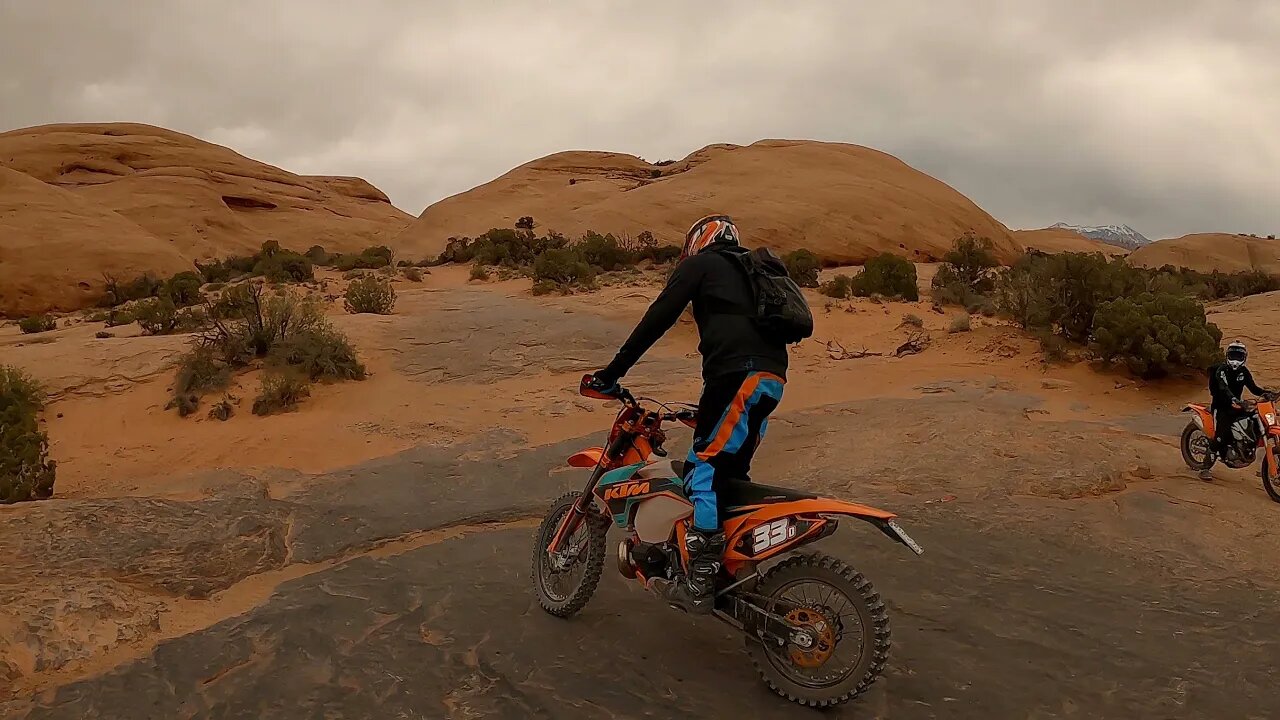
top-left (1263, 444), bottom-right (1280, 504)
top-left (745, 553), bottom-right (890, 708)
top-left (1181, 421), bottom-right (1215, 472)
top-left (532, 491), bottom-right (608, 618)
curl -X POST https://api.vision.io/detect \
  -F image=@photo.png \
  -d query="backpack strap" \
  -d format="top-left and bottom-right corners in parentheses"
top-left (704, 246), bottom-right (759, 317)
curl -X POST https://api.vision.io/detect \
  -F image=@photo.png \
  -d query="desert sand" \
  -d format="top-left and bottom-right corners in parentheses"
top-left (394, 140), bottom-right (1024, 265)
top-left (0, 123), bottom-right (412, 315)
top-left (1128, 232), bottom-right (1280, 274)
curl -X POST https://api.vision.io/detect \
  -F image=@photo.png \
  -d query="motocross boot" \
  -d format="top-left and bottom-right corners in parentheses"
top-left (654, 527), bottom-right (726, 614)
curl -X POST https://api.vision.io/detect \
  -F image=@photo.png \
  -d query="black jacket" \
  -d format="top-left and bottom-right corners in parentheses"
top-left (599, 243), bottom-right (789, 384)
top-left (1208, 362), bottom-right (1265, 410)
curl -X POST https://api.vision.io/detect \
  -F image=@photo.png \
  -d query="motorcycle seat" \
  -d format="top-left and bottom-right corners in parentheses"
top-left (667, 461), bottom-right (816, 509)
top-left (719, 478), bottom-right (817, 509)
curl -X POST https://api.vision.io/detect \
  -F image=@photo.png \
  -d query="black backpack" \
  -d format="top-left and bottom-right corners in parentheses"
top-left (716, 247), bottom-right (814, 345)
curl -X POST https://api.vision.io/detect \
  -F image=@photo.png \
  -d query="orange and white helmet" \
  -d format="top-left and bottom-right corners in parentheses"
top-left (682, 214), bottom-right (739, 261)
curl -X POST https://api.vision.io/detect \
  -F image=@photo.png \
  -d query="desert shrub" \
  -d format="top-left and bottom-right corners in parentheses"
top-left (949, 314), bottom-right (972, 333)
top-left (134, 299), bottom-right (206, 335)
top-left (163, 271), bottom-right (205, 307)
top-left (207, 284), bottom-right (326, 361)
top-left (225, 254), bottom-right (258, 274)
top-left (195, 259), bottom-right (237, 284)
top-left (782, 249), bottom-right (822, 288)
top-left (995, 252), bottom-right (1229, 377)
top-left (170, 285), bottom-right (362, 416)
top-left (469, 263), bottom-right (490, 281)
top-left (169, 345), bottom-right (231, 417)
top-left (819, 274), bottom-right (854, 299)
top-left (639, 244), bottom-right (682, 264)
top-left (254, 251), bottom-right (314, 283)
top-left (626, 230), bottom-right (681, 264)
top-left (1090, 292), bottom-right (1223, 378)
top-left (935, 235), bottom-right (1000, 293)
top-left (95, 331), bottom-right (113, 339)
top-left (360, 245), bottom-right (393, 268)
top-left (576, 232), bottom-right (635, 271)
top-left (344, 276), bottom-right (397, 314)
top-left (0, 366), bottom-right (56, 503)
top-left (901, 313), bottom-right (924, 328)
top-left (850, 253), bottom-right (919, 301)
top-left (105, 308), bottom-right (136, 327)
top-left (471, 228), bottom-right (539, 267)
top-left (531, 280), bottom-right (563, 296)
top-left (208, 398), bottom-right (234, 421)
top-left (126, 274), bottom-right (164, 302)
top-left (1036, 330), bottom-right (1070, 362)
top-left (18, 315), bottom-right (56, 334)
top-left (134, 297), bottom-right (179, 335)
top-left (332, 254), bottom-right (361, 272)
top-left (931, 235), bottom-right (1002, 313)
top-left (436, 237), bottom-right (476, 265)
top-left (103, 273), bottom-right (164, 306)
top-left (515, 216), bottom-right (536, 230)
top-left (1196, 269), bottom-right (1280, 300)
top-left (86, 311), bottom-right (109, 323)
top-left (403, 267), bottom-right (424, 282)
top-left (533, 248), bottom-right (596, 289)
top-left (269, 325), bottom-right (366, 381)
top-left (304, 245), bottom-right (331, 266)
top-left (332, 245), bottom-right (394, 272)
top-left (252, 370), bottom-right (311, 416)
top-left (995, 252), bottom-right (1144, 343)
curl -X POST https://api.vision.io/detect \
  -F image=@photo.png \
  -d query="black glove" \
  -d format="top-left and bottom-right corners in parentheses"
top-left (584, 372), bottom-right (622, 398)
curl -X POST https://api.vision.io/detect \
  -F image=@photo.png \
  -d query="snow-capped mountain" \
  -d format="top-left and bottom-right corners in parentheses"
top-left (1050, 223), bottom-right (1151, 250)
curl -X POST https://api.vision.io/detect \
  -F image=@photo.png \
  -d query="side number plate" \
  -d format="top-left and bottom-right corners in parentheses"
top-left (751, 518), bottom-right (797, 554)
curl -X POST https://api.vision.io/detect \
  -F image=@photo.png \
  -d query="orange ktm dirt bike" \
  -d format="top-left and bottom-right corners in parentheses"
top-left (1181, 391), bottom-right (1280, 502)
top-left (531, 375), bottom-right (924, 708)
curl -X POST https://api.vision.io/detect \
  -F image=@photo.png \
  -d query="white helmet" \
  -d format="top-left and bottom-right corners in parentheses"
top-left (1226, 341), bottom-right (1247, 369)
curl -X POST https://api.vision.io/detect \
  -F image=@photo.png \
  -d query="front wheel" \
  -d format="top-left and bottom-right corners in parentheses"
top-left (531, 491), bottom-right (608, 618)
top-left (1263, 445), bottom-right (1280, 504)
top-left (1181, 421), bottom-right (1215, 472)
top-left (745, 553), bottom-right (891, 708)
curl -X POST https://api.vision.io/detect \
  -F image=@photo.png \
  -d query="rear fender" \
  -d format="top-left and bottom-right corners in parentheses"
top-left (721, 499), bottom-right (921, 575)
top-left (1183, 404), bottom-right (1213, 434)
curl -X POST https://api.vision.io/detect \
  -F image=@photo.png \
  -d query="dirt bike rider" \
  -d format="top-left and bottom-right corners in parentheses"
top-left (1205, 341), bottom-right (1272, 476)
top-left (585, 215), bottom-right (789, 613)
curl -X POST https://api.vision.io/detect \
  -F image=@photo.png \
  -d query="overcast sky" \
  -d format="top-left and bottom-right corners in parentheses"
top-left (2, 1), bottom-right (1277, 239)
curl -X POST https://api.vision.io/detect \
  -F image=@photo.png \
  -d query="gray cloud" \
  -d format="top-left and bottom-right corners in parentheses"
top-left (2, 0), bottom-right (1276, 239)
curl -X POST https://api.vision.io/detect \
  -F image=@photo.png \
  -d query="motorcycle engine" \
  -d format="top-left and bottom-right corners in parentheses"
top-left (1223, 444), bottom-right (1256, 469)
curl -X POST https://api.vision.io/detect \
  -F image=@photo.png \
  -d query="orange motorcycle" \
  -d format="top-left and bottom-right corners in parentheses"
top-left (531, 375), bottom-right (923, 708)
top-left (1181, 390), bottom-right (1280, 502)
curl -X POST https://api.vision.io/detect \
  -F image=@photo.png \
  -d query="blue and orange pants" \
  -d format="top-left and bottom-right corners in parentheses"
top-left (684, 370), bottom-right (785, 531)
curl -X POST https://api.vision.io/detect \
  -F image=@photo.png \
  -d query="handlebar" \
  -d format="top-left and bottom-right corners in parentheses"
top-left (579, 374), bottom-right (696, 424)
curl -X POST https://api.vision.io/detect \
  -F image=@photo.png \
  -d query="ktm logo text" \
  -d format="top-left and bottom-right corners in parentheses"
top-left (603, 482), bottom-right (650, 500)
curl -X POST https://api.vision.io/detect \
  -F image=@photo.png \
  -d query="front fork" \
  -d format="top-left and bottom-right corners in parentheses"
top-left (546, 465), bottom-right (606, 556)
